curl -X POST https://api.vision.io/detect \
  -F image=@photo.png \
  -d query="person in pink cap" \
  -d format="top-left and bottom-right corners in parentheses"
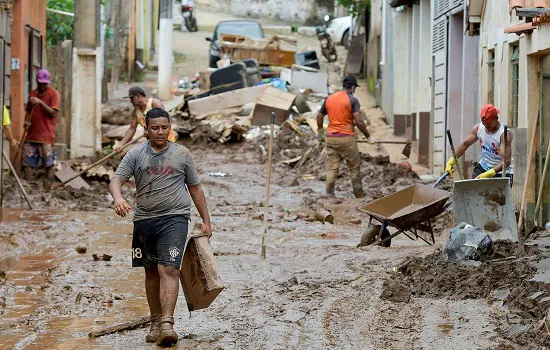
top-left (445, 103), bottom-right (513, 185)
top-left (23, 69), bottom-right (60, 189)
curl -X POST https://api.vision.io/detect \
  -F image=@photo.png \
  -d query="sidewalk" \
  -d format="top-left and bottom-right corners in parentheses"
top-left (354, 80), bottom-right (433, 178)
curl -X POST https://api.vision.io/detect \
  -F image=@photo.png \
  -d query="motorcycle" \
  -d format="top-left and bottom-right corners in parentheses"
top-left (181, 0), bottom-right (198, 32)
top-left (316, 15), bottom-right (337, 62)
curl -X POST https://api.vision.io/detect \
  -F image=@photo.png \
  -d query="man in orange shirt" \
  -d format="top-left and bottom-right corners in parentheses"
top-left (316, 75), bottom-right (373, 198)
top-left (23, 69), bottom-right (60, 189)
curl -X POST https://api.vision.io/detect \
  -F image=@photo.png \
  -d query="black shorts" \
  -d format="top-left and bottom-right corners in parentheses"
top-left (132, 215), bottom-right (189, 270)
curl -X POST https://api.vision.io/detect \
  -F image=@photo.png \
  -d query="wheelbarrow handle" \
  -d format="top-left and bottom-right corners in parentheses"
top-left (432, 172), bottom-right (450, 188)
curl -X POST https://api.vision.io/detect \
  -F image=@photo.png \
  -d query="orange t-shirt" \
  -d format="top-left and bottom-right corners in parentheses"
top-left (25, 87), bottom-right (60, 144)
top-left (320, 91), bottom-right (360, 136)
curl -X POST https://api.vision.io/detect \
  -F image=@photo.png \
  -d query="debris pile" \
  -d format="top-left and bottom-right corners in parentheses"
top-left (387, 241), bottom-right (550, 348)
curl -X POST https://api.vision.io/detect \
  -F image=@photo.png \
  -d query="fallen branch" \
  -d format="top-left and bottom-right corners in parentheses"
top-left (88, 316), bottom-right (151, 338)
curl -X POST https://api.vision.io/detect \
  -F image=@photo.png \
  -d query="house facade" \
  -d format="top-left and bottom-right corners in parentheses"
top-left (471, 0), bottom-right (550, 230)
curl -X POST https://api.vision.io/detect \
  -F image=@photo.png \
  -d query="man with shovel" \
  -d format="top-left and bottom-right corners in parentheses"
top-left (114, 86), bottom-right (177, 153)
top-left (445, 104), bottom-right (513, 184)
top-left (316, 75), bottom-right (374, 198)
top-left (109, 108), bottom-right (212, 346)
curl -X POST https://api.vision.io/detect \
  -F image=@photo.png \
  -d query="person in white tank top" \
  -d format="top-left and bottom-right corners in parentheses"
top-left (444, 104), bottom-right (513, 186)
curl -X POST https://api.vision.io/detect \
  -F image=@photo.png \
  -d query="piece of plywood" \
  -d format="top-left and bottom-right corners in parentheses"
top-left (55, 166), bottom-right (91, 190)
top-left (188, 85), bottom-right (268, 116)
top-left (251, 86), bottom-right (296, 126)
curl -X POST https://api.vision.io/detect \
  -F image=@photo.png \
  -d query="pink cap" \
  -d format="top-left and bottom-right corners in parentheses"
top-left (36, 69), bottom-right (50, 84)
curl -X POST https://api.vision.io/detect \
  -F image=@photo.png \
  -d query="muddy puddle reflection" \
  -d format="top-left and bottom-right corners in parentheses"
top-left (0, 209), bottom-right (156, 349)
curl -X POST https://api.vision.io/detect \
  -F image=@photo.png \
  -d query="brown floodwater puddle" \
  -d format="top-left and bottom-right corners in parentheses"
top-left (0, 209), bottom-right (153, 349)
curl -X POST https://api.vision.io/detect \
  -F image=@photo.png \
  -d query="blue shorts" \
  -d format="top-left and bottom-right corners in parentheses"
top-left (22, 142), bottom-right (56, 168)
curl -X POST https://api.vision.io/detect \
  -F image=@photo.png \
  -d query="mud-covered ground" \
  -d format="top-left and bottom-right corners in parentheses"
top-left (2, 8), bottom-right (549, 349)
top-left (0, 125), bottom-right (542, 349)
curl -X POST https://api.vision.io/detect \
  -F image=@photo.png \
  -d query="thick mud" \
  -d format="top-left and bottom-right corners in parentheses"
top-left (0, 134), bottom-right (492, 349)
top-left (391, 241), bottom-right (550, 349)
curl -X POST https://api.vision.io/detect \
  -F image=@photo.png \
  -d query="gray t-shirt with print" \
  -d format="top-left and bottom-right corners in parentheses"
top-left (114, 141), bottom-right (200, 221)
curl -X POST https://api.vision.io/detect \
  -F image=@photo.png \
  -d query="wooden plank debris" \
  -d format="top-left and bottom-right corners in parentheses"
top-left (188, 85), bottom-right (268, 116)
top-left (54, 166), bottom-right (91, 190)
top-left (251, 87), bottom-right (296, 126)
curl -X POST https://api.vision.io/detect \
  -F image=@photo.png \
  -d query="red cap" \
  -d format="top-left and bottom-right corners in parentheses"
top-left (480, 104), bottom-right (499, 123)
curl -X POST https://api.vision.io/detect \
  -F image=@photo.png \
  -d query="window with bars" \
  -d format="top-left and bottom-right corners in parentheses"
top-left (511, 45), bottom-right (519, 127)
top-left (488, 49), bottom-right (495, 104)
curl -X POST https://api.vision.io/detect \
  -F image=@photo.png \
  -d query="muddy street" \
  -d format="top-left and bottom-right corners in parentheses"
top-left (2, 4), bottom-right (549, 350)
top-left (0, 137), bottom-right (516, 349)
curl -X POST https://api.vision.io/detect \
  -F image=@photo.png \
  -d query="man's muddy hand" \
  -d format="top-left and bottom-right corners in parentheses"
top-left (114, 198), bottom-right (131, 217)
top-left (201, 222), bottom-right (213, 239)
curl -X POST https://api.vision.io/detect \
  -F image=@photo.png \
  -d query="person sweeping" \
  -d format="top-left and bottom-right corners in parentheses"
top-left (445, 104), bottom-right (513, 185)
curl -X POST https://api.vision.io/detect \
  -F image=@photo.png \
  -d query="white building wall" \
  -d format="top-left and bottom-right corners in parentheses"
top-left (418, 0), bottom-right (432, 114)
top-left (392, 9), bottom-right (411, 116)
top-left (380, 0), bottom-right (394, 125)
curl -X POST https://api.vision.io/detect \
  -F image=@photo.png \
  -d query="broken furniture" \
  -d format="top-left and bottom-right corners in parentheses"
top-left (295, 50), bottom-right (320, 69)
top-left (358, 184), bottom-right (451, 246)
top-left (217, 34), bottom-right (298, 67)
top-left (240, 58), bottom-right (262, 86)
top-left (280, 64), bottom-right (329, 95)
top-left (209, 62), bottom-right (249, 95)
top-left (251, 86), bottom-right (296, 126)
top-left (188, 85), bottom-right (268, 116)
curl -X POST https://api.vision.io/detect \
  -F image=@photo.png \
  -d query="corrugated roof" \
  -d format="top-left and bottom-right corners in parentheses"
top-left (510, 0), bottom-right (550, 13)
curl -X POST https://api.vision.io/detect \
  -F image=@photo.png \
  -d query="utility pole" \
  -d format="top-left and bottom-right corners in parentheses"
top-left (71, 0), bottom-right (101, 157)
top-left (158, 0), bottom-right (173, 100)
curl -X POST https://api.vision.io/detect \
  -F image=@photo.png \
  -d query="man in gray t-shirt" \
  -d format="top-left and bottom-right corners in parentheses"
top-left (110, 108), bottom-right (212, 346)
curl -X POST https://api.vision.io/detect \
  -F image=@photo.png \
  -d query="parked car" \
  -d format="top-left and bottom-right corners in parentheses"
top-left (206, 20), bottom-right (265, 68)
top-left (326, 15), bottom-right (352, 49)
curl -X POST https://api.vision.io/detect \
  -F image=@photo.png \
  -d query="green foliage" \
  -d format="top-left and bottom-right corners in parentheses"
top-left (336, 0), bottom-right (370, 18)
top-left (46, 0), bottom-right (74, 47)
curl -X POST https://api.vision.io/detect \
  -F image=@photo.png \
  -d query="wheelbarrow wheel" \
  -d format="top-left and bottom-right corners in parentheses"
top-left (359, 225), bottom-right (391, 248)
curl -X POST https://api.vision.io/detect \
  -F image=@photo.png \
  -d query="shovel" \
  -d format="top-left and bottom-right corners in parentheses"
top-left (358, 139), bottom-right (412, 158)
top-left (452, 178), bottom-right (517, 242)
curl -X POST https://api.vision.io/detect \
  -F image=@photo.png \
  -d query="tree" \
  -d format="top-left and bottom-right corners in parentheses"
top-left (46, 0), bottom-right (74, 47)
top-left (336, 0), bottom-right (370, 19)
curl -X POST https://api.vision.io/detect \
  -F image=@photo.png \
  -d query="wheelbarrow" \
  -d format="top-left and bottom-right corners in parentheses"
top-left (358, 181), bottom-right (451, 247)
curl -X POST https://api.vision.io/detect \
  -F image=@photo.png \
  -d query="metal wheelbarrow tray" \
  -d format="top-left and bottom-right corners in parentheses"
top-left (358, 184), bottom-right (451, 245)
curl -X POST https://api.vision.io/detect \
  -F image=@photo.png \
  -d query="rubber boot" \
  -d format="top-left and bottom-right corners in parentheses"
top-left (158, 316), bottom-right (178, 346)
top-left (326, 182), bottom-right (335, 196)
top-left (145, 315), bottom-right (160, 343)
top-left (352, 179), bottom-right (364, 198)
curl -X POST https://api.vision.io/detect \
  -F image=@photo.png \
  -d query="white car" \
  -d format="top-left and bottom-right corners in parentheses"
top-left (326, 16), bottom-right (352, 49)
